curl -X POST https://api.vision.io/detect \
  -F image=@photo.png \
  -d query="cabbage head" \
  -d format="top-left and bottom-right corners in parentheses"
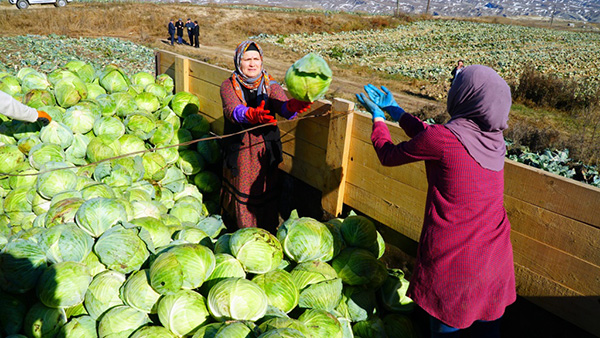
top-left (0, 144), bottom-right (26, 174)
top-left (131, 71), bottom-right (155, 89)
top-left (207, 277), bottom-right (268, 322)
top-left (83, 269), bottom-right (126, 320)
top-left (23, 303), bottom-right (67, 338)
top-left (252, 269), bottom-right (299, 314)
top-left (75, 197), bottom-right (127, 237)
top-left (38, 223), bottom-right (94, 264)
top-left (135, 92), bottom-right (161, 113)
top-left (170, 91), bottom-right (200, 118)
top-left (94, 224), bottom-right (150, 274)
top-left (277, 215), bottom-right (334, 263)
top-left (284, 53), bottom-right (332, 102)
top-left (130, 325), bottom-right (177, 338)
top-left (93, 116), bottom-right (126, 140)
top-left (39, 121), bottom-right (74, 149)
top-left (28, 143), bottom-right (65, 170)
top-left (64, 59), bottom-right (96, 83)
top-left (35, 161), bottom-right (78, 199)
top-left (156, 73), bottom-right (174, 93)
top-left (62, 104), bottom-right (99, 134)
top-left (0, 239), bottom-right (47, 294)
top-left (36, 261), bottom-right (92, 309)
top-left (149, 243), bottom-right (215, 295)
top-left (97, 305), bottom-right (150, 338)
top-left (58, 315), bottom-right (97, 338)
top-left (200, 253), bottom-right (246, 295)
top-left (331, 248), bottom-right (387, 287)
top-left (54, 77), bottom-right (88, 108)
top-left (230, 227), bottom-right (283, 274)
top-left (297, 309), bottom-right (343, 338)
top-left (120, 269), bottom-right (160, 314)
top-left (0, 75), bottom-right (22, 96)
top-left (23, 89), bottom-right (56, 109)
top-left (99, 65), bottom-right (131, 93)
top-left (157, 289), bottom-right (211, 337)
top-left (341, 215), bottom-right (377, 249)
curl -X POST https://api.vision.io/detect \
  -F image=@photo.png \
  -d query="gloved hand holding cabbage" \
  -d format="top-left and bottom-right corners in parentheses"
top-left (284, 53), bottom-right (332, 112)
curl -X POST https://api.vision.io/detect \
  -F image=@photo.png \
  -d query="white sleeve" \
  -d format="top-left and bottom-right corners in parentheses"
top-left (0, 90), bottom-right (39, 123)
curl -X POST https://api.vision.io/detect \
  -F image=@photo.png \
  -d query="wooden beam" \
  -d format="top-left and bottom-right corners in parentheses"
top-left (174, 55), bottom-right (190, 93)
top-left (322, 98), bottom-right (355, 217)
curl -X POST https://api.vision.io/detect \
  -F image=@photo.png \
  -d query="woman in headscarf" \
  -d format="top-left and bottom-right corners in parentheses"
top-left (356, 65), bottom-right (516, 337)
top-left (220, 40), bottom-right (312, 233)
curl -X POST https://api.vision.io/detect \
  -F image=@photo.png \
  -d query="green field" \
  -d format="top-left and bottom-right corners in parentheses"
top-left (258, 19), bottom-right (600, 96)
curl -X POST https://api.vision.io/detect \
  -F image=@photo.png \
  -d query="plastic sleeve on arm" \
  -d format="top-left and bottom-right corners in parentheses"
top-left (0, 90), bottom-right (38, 122)
top-left (232, 104), bottom-right (250, 124)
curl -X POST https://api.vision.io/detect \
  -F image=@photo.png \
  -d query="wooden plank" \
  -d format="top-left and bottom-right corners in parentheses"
top-left (281, 136), bottom-right (327, 171)
top-left (322, 98), bottom-right (355, 217)
top-left (515, 263), bottom-right (600, 337)
top-left (511, 230), bottom-right (600, 295)
top-left (279, 152), bottom-right (327, 192)
top-left (189, 77), bottom-right (222, 107)
top-left (279, 118), bottom-right (329, 151)
top-left (506, 195), bottom-right (600, 267)
top-left (505, 161), bottom-right (600, 228)
top-left (343, 181), bottom-right (424, 241)
top-left (174, 56), bottom-right (190, 93)
top-left (189, 61), bottom-right (231, 87)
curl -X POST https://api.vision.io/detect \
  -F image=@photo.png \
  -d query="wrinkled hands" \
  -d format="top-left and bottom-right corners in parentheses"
top-left (245, 101), bottom-right (277, 125)
top-left (37, 110), bottom-right (51, 126)
top-left (358, 84), bottom-right (405, 121)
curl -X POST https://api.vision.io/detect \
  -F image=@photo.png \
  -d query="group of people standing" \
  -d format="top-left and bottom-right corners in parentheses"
top-left (168, 18), bottom-right (199, 47)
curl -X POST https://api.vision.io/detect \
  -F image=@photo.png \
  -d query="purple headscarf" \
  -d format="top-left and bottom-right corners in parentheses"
top-left (445, 65), bottom-right (511, 171)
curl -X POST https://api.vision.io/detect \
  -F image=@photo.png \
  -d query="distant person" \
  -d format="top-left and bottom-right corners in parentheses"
top-left (175, 18), bottom-right (184, 44)
top-left (168, 19), bottom-right (176, 46)
top-left (193, 20), bottom-right (200, 48)
top-left (450, 59), bottom-right (464, 85)
top-left (186, 18), bottom-right (194, 47)
top-left (1, 90), bottom-right (51, 125)
top-left (356, 65), bottom-right (515, 338)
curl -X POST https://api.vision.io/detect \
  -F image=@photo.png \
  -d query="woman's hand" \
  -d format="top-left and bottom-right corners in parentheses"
top-left (245, 101), bottom-right (276, 125)
top-left (356, 93), bottom-right (385, 121)
top-left (363, 84), bottom-right (405, 121)
top-left (286, 98), bottom-right (312, 114)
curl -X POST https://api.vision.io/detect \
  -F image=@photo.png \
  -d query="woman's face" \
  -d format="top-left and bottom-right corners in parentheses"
top-left (240, 50), bottom-right (262, 78)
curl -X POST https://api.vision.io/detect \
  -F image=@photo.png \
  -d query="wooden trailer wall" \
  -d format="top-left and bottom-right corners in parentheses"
top-left (156, 50), bottom-right (600, 337)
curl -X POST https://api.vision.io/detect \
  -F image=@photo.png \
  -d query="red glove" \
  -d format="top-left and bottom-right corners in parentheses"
top-left (37, 110), bottom-right (51, 126)
top-left (245, 101), bottom-right (276, 125)
top-left (286, 99), bottom-right (312, 114)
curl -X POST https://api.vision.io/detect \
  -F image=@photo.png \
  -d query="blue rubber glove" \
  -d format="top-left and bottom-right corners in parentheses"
top-left (356, 93), bottom-right (385, 121)
top-left (363, 84), bottom-right (405, 121)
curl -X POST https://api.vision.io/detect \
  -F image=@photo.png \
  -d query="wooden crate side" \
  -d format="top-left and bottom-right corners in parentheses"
top-left (280, 152), bottom-right (328, 191)
top-left (515, 264), bottom-right (600, 337)
top-left (506, 195), bottom-right (600, 267)
top-left (505, 160), bottom-right (600, 229)
top-left (512, 230), bottom-right (600, 295)
top-left (189, 61), bottom-right (231, 87)
top-left (279, 118), bottom-right (329, 152)
top-left (281, 135), bottom-right (327, 171)
top-left (343, 181), bottom-right (424, 241)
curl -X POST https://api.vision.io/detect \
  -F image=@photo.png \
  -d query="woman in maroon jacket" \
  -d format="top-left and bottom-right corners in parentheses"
top-left (357, 65), bottom-right (516, 338)
top-left (220, 40), bottom-right (311, 233)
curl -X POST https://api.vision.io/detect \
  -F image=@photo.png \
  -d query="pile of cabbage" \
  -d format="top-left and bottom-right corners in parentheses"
top-left (0, 61), bottom-right (418, 338)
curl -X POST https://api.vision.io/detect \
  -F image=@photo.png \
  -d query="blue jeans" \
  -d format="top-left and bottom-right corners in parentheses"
top-left (177, 36), bottom-right (182, 44)
top-left (430, 316), bottom-right (501, 338)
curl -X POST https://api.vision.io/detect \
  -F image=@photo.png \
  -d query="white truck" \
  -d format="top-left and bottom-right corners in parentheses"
top-left (10, 0), bottom-right (71, 9)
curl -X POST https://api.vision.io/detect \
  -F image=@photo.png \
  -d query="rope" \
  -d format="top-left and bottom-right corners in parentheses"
top-left (0, 105), bottom-right (337, 178)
